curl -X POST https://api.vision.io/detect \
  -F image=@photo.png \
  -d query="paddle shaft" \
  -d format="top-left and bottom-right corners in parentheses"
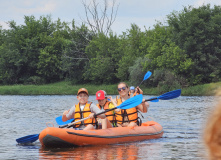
top-left (145, 97), bottom-right (157, 102)
top-left (59, 107), bottom-right (116, 128)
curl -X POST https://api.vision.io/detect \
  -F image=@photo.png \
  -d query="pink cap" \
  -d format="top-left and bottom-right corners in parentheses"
top-left (96, 90), bottom-right (107, 100)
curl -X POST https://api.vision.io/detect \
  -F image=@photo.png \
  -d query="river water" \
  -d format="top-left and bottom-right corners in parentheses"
top-left (0, 94), bottom-right (216, 159)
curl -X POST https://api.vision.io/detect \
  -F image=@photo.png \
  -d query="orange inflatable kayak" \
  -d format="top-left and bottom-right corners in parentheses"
top-left (39, 121), bottom-right (163, 148)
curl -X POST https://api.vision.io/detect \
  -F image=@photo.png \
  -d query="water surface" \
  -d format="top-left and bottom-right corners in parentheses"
top-left (0, 95), bottom-right (215, 159)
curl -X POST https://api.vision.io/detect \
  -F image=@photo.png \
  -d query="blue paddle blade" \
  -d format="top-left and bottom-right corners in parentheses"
top-left (55, 116), bottom-right (74, 125)
top-left (158, 89), bottom-right (181, 100)
top-left (16, 134), bottom-right (39, 144)
top-left (118, 94), bottom-right (143, 109)
top-left (143, 71), bottom-right (152, 81)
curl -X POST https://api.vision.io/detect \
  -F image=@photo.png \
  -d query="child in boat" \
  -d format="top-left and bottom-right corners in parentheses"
top-left (62, 88), bottom-right (107, 130)
top-left (204, 90), bottom-right (221, 159)
top-left (129, 86), bottom-right (145, 98)
top-left (96, 90), bottom-right (115, 128)
top-left (109, 82), bottom-right (149, 127)
top-left (129, 86), bottom-right (136, 98)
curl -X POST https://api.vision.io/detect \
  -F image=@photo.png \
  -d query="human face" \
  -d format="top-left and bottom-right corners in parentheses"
top-left (130, 89), bottom-right (135, 93)
top-left (118, 84), bottom-right (129, 97)
top-left (98, 98), bottom-right (107, 106)
top-left (77, 92), bottom-right (89, 104)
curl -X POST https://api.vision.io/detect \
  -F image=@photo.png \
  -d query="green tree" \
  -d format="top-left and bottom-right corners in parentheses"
top-left (116, 24), bottom-right (146, 81)
top-left (142, 24), bottom-right (193, 87)
top-left (167, 4), bottom-right (221, 84)
top-left (83, 32), bottom-right (120, 84)
top-left (0, 15), bottom-right (70, 84)
top-left (61, 21), bottom-right (93, 84)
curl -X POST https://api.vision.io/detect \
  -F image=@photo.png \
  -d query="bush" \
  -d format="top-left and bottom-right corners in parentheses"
top-left (152, 69), bottom-right (187, 91)
top-left (25, 76), bottom-right (45, 85)
top-left (129, 57), bottom-right (150, 86)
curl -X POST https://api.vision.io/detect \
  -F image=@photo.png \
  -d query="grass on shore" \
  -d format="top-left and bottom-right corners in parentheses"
top-left (0, 81), bottom-right (220, 96)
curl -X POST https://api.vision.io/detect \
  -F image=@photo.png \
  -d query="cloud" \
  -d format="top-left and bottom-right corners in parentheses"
top-left (0, 21), bottom-right (10, 29)
top-left (12, 0), bottom-right (57, 14)
top-left (194, 0), bottom-right (221, 7)
top-left (111, 15), bottom-right (167, 35)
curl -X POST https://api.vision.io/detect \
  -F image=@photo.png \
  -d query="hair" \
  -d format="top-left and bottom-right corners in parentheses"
top-left (204, 90), bottom-right (221, 159)
top-left (117, 82), bottom-right (129, 88)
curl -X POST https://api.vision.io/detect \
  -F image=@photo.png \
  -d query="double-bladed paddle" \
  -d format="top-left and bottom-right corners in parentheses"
top-left (15, 89), bottom-right (181, 144)
top-left (60, 89), bottom-right (181, 128)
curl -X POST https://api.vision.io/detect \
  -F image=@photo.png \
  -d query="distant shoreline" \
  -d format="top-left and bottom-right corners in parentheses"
top-left (0, 81), bottom-right (220, 96)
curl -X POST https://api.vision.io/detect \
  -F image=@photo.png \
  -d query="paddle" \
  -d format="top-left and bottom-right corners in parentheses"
top-left (16, 134), bottom-right (39, 144)
top-left (55, 116), bottom-right (74, 125)
top-left (138, 71), bottom-right (152, 87)
top-left (133, 71), bottom-right (152, 95)
top-left (59, 94), bottom-right (143, 128)
top-left (146, 89), bottom-right (181, 102)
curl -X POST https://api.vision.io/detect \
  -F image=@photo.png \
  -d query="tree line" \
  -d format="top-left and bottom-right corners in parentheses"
top-left (0, 4), bottom-right (221, 89)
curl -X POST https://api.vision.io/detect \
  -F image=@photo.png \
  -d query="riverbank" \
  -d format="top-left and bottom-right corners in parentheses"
top-left (0, 81), bottom-right (220, 96)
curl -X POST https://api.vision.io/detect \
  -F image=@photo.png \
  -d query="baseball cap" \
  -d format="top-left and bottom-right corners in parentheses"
top-left (77, 88), bottom-right (89, 96)
top-left (96, 90), bottom-right (107, 100)
top-left (130, 86), bottom-right (135, 90)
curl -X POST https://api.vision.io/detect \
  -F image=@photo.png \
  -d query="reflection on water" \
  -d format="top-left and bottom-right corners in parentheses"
top-left (39, 144), bottom-right (140, 160)
top-left (0, 95), bottom-right (215, 159)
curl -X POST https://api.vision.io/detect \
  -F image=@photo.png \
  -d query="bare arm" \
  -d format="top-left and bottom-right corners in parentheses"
top-left (91, 104), bottom-right (106, 119)
top-left (62, 110), bottom-right (69, 122)
top-left (108, 96), bottom-right (117, 107)
top-left (108, 96), bottom-right (120, 112)
top-left (136, 99), bottom-right (149, 113)
top-left (62, 106), bottom-right (75, 121)
top-left (135, 86), bottom-right (143, 95)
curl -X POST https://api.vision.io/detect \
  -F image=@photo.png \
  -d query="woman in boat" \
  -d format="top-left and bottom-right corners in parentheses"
top-left (96, 90), bottom-right (115, 128)
top-left (62, 88), bottom-right (107, 130)
top-left (110, 82), bottom-right (149, 127)
top-left (204, 90), bottom-right (221, 159)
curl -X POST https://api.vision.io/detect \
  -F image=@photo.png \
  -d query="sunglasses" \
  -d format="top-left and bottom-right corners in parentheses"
top-left (118, 87), bottom-right (127, 91)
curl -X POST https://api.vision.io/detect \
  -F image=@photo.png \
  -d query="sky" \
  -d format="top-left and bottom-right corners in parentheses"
top-left (1, 0), bottom-right (221, 35)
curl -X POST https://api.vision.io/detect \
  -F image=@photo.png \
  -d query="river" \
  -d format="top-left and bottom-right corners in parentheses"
top-left (0, 95), bottom-right (216, 159)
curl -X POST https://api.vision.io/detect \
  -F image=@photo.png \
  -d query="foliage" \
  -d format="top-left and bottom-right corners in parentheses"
top-left (0, 15), bottom-right (69, 84)
top-left (1, 4), bottom-right (221, 88)
top-left (128, 57), bottom-right (150, 86)
top-left (142, 24), bottom-right (193, 86)
top-left (116, 24), bottom-right (147, 81)
top-left (167, 4), bottom-right (221, 84)
top-left (61, 21), bottom-right (93, 84)
top-left (83, 32), bottom-right (120, 84)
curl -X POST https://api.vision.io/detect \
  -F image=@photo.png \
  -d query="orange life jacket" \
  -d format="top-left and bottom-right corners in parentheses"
top-left (73, 102), bottom-right (97, 128)
top-left (115, 97), bottom-right (138, 124)
top-left (128, 91), bottom-right (139, 97)
top-left (97, 102), bottom-right (115, 124)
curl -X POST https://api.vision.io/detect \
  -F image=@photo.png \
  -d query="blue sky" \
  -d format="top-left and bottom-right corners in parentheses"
top-left (1, 0), bottom-right (221, 35)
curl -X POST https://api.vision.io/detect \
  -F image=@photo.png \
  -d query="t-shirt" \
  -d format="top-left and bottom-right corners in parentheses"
top-left (66, 102), bottom-right (102, 120)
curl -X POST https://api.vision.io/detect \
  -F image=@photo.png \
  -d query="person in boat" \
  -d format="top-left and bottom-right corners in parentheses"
top-left (129, 86), bottom-right (136, 98)
top-left (109, 82), bottom-right (149, 127)
top-left (62, 88), bottom-right (107, 130)
top-left (96, 90), bottom-right (116, 127)
top-left (204, 90), bottom-right (221, 159)
top-left (129, 86), bottom-right (143, 97)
